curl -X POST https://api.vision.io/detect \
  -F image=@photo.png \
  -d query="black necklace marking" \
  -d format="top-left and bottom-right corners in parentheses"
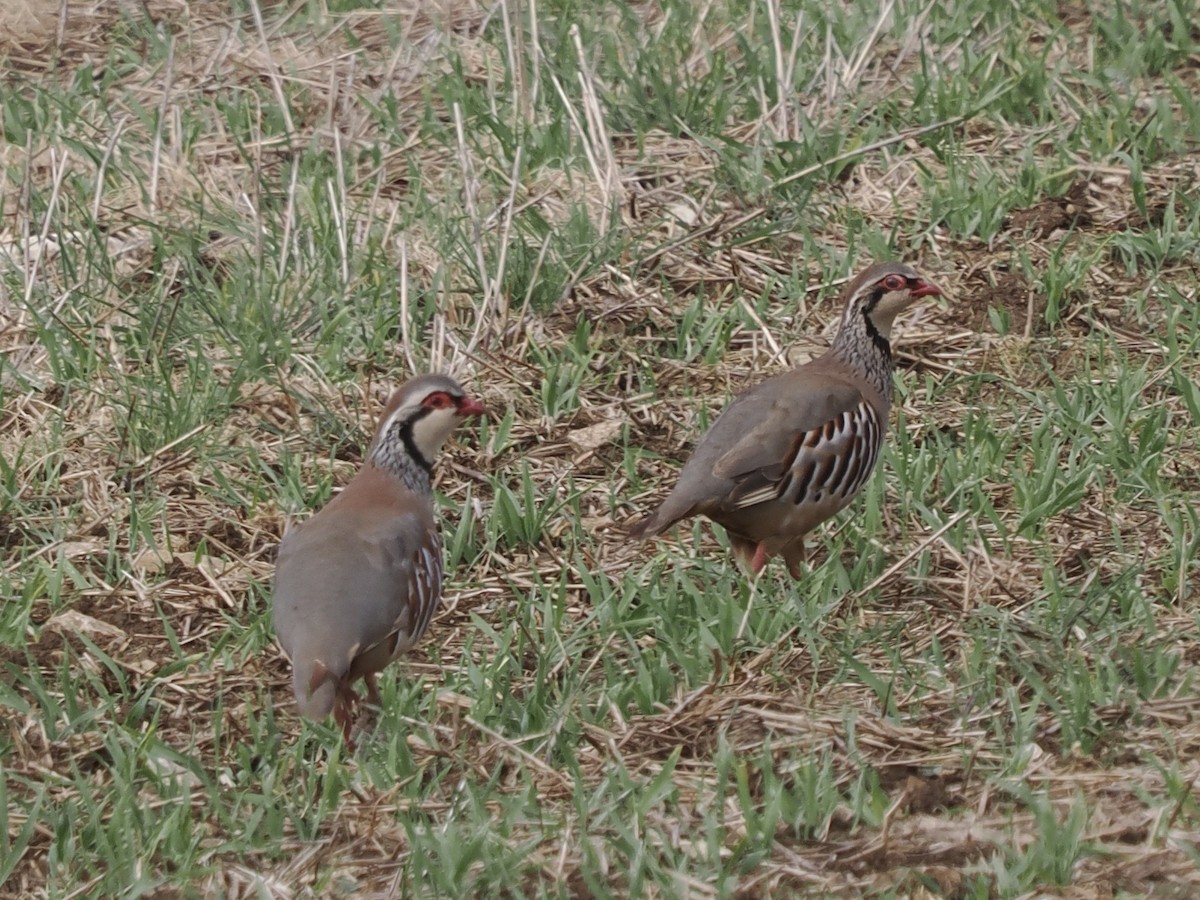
top-left (398, 411), bottom-right (434, 473)
top-left (861, 293), bottom-right (893, 359)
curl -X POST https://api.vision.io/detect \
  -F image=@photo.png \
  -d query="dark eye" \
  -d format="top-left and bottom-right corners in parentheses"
top-left (882, 274), bottom-right (907, 291)
top-left (423, 392), bottom-right (453, 410)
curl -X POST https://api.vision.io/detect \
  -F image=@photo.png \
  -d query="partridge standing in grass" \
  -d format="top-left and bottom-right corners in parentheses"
top-left (272, 374), bottom-right (485, 742)
top-left (628, 261), bottom-right (942, 577)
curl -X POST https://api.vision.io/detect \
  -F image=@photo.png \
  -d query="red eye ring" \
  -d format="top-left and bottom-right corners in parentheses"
top-left (882, 274), bottom-right (907, 291)
top-left (423, 391), bottom-right (454, 410)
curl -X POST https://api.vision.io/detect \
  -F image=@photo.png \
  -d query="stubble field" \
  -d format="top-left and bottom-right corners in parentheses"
top-left (2, 0), bottom-right (1200, 896)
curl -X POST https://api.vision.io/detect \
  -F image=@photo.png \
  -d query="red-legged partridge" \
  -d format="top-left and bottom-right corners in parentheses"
top-left (628, 261), bottom-right (942, 577)
top-left (272, 374), bottom-right (485, 743)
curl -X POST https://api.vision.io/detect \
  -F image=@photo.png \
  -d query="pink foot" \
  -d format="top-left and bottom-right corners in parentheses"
top-left (750, 543), bottom-right (769, 574)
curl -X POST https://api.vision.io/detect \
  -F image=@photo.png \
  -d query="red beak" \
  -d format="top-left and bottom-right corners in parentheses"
top-left (910, 278), bottom-right (943, 299)
top-left (457, 395), bottom-right (487, 418)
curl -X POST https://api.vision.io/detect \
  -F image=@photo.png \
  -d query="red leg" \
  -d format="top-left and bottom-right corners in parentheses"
top-left (364, 672), bottom-right (381, 706)
top-left (334, 707), bottom-right (353, 746)
top-left (750, 542), bottom-right (770, 574)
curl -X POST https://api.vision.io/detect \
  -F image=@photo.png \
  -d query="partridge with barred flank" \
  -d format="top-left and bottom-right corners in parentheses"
top-left (272, 374), bottom-right (485, 743)
top-left (628, 262), bottom-right (942, 577)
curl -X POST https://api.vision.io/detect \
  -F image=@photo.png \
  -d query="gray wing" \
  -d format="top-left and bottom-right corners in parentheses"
top-left (720, 396), bottom-right (883, 511)
top-left (660, 372), bottom-right (867, 515)
top-left (709, 376), bottom-right (870, 510)
top-left (379, 523), bottom-right (443, 653)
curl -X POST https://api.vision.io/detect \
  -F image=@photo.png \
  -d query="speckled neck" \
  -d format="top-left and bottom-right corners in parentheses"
top-left (831, 305), bottom-right (894, 406)
top-left (371, 423), bottom-right (433, 496)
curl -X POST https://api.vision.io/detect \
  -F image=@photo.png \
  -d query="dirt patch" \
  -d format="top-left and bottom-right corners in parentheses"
top-left (952, 266), bottom-right (1044, 335)
top-left (1006, 179), bottom-right (1094, 238)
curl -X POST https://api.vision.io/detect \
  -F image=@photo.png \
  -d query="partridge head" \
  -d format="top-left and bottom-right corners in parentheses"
top-left (272, 373), bottom-right (485, 743)
top-left (628, 261), bottom-right (942, 577)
